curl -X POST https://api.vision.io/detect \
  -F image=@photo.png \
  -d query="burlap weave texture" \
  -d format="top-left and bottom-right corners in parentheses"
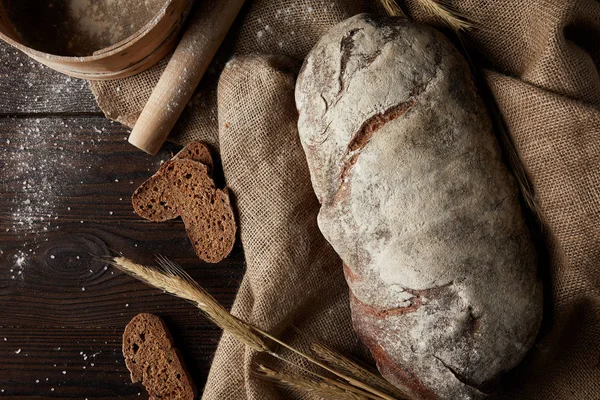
top-left (89, 0), bottom-right (600, 399)
top-left (209, 54), bottom-right (369, 400)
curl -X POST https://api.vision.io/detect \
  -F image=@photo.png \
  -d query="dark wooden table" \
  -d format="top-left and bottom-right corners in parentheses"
top-left (0, 40), bottom-right (244, 399)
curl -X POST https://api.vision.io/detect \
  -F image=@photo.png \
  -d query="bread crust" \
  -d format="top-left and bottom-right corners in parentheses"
top-left (131, 142), bottom-right (235, 263)
top-left (165, 159), bottom-right (236, 263)
top-left (296, 14), bottom-right (542, 399)
top-left (123, 313), bottom-right (196, 400)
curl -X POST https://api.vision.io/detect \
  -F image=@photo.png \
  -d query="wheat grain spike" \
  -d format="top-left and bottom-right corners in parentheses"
top-left (415, 0), bottom-right (471, 31)
top-left (256, 364), bottom-right (371, 400)
top-left (111, 256), bottom-right (269, 353)
top-left (311, 342), bottom-right (417, 399)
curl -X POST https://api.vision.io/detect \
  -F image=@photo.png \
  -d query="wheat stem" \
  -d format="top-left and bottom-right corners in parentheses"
top-left (110, 256), bottom-right (405, 400)
top-left (379, 0), bottom-right (406, 17)
top-left (253, 327), bottom-right (398, 400)
top-left (270, 354), bottom-right (387, 400)
top-left (110, 256), bottom-right (269, 353)
top-left (414, 0), bottom-right (471, 31)
top-left (310, 342), bottom-right (416, 399)
top-left (256, 364), bottom-right (370, 400)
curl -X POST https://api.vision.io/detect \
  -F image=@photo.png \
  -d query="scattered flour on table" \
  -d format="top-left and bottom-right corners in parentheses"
top-left (1, 117), bottom-right (109, 278)
top-left (9, 250), bottom-right (27, 280)
top-left (2, 118), bottom-right (110, 236)
top-left (0, 45), bottom-right (91, 113)
top-left (4, 119), bottom-right (73, 235)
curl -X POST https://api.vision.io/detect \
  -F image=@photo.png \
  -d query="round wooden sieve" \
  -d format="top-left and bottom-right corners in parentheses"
top-left (0, 0), bottom-right (193, 80)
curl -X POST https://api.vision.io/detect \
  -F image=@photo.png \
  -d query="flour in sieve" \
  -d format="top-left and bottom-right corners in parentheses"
top-left (3, 0), bottom-right (166, 56)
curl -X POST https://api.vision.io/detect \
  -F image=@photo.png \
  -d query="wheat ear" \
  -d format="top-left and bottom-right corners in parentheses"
top-left (379, 0), bottom-right (406, 16)
top-left (256, 364), bottom-right (370, 400)
top-left (310, 342), bottom-right (417, 399)
top-left (414, 0), bottom-right (471, 31)
top-left (253, 327), bottom-right (400, 400)
top-left (110, 256), bottom-right (407, 399)
top-left (110, 255), bottom-right (269, 353)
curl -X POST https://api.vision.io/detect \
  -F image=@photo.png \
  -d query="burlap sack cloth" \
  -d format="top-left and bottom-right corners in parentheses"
top-left (89, 0), bottom-right (600, 398)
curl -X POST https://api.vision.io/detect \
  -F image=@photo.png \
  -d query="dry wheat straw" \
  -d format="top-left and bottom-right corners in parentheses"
top-left (256, 364), bottom-right (370, 400)
top-left (110, 256), bottom-right (409, 400)
top-left (414, 0), bottom-right (471, 31)
top-left (268, 351), bottom-right (388, 400)
top-left (311, 342), bottom-right (416, 400)
top-left (253, 327), bottom-right (399, 400)
top-left (379, 0), bottom-right (470, 31)
top-left (494, 121), bottom-right (541, 217)
top-left (110, 256), bottom-right (269, 353)
top-left (379, 0), bottom-right (406, 16)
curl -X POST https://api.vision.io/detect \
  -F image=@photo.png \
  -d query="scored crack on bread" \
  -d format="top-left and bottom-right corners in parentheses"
top-left (132, 141), bottom-right (213, 222)
top-left (123, 313), bottom-right (196, 400)
top-left (165, 159), bottom-right (236, 263)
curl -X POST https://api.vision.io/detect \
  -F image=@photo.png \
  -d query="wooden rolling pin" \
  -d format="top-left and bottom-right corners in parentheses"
top-left (128, 0), bottom-right (246, 155)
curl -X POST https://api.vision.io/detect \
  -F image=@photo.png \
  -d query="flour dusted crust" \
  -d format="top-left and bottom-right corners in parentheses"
top-left (296, 14), bottom-right (542, 399)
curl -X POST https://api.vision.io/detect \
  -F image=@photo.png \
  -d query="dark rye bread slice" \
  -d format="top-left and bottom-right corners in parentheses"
top-left (173, 141), bottom-right (213, 171)
top-left (123, 313), bottom-right (196, 400)
top-left (132, 141), bottom-right (213, 222)
top-left (165, 159), bottom-right (236, 263)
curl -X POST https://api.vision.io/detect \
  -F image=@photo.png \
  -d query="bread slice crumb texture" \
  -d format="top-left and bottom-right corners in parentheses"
top-left (123, 313), bottom-right (196, 400)
top-left (165, 159), bottom-right (236, 263)
top-left (132, 141), bottom-right (213, 222)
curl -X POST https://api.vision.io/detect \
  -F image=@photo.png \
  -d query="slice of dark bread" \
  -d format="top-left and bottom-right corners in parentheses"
top-left (132, 141), bottom-right (213, 222)
top-left (165, 159), bottom-right (236, 263)
top-left (123, 313), bottom-right (196, 400)
top-left (173, 141), bottom-right (213, 171)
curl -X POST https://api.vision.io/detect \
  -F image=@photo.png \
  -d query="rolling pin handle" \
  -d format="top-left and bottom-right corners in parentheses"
top-left (127, 0), bottom-right (246, 155)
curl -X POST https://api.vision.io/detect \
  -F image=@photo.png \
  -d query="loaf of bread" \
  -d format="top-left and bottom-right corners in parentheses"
top-left (296, 14), bottom-right (542, 399)
top-left (123, 313), bottom-right (196, 400)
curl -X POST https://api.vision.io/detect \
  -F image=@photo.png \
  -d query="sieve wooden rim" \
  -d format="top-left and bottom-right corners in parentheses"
top-left (0, 0), bottom-right (193, 80)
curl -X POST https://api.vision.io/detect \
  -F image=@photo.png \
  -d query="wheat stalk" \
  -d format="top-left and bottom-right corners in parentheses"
top-left (256, 364), bottom-right (370, 400)
top-left (413, 0), bottom-right (471, 31)
top-left (110, 256), bottom-right (409, 399)
top-left (269, 351), bottom-right (390, 400)
top-left (253, 327), bottom-right (399, 400)
top-left (379, 0), bottom-right (471, 31)
top-left (110, 256), bottom-right (269, 353)
top-left (310, 342), bottom-right (417, 400)
top-left (379, 0), bottom-right (406, 16)
top-left (492, 118), bottom-right (540, 218)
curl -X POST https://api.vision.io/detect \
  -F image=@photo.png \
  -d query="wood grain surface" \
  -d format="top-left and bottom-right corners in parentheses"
top-left (0, 40), bottom-right (244, 399)
top-left (0, 43), bottom-right (100, 116)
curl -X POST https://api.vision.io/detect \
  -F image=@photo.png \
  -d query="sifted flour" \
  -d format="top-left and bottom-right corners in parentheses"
top-left (2, 0), bottom-right (166, 56)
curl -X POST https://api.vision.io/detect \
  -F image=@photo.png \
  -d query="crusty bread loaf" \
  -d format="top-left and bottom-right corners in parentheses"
top-left (165, 159), bottom-right (236, 263)
top-left (132, 141), bottom-right (213, 222)
top-left (296, 14), bottom-right (542, 399)
top-left (123, 313), bottom-right (196, 400)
